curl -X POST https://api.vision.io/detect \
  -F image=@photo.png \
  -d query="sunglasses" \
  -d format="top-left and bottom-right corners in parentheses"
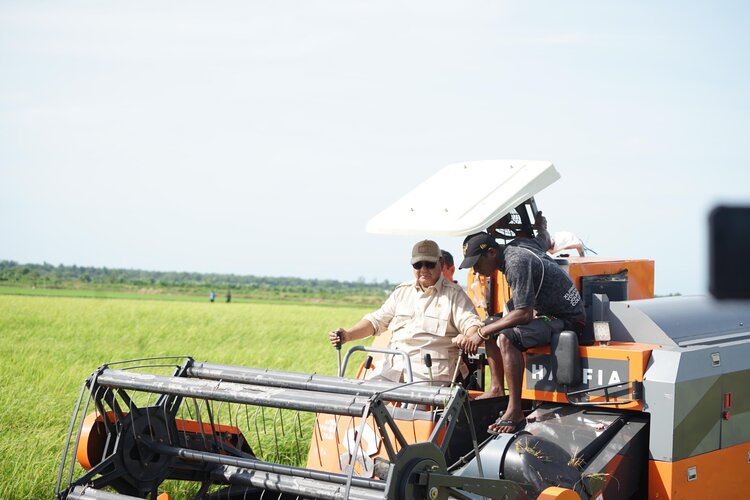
top-left (412, 261), bottom-right (437, 270)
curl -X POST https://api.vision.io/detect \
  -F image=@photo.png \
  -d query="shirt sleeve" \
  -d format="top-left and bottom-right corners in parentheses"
top-left (450, 287), bottom-right (483, 334)
top-left (363, 288), bottom-right (399, 335)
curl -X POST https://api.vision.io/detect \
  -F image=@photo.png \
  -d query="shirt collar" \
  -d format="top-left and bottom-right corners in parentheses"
top-left (414, 274), bottom-right (445, 293)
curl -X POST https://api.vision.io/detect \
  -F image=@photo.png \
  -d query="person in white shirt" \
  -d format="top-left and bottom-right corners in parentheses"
top-left (549, 231), bottom-right (587, 257)
top-left (329, 240), bottom-right (482, 384)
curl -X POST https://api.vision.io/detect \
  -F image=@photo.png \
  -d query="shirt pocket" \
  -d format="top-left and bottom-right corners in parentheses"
top-left (422, 306), bottom-right (451, 337)
top-left (389, 304), bottom-right (414, 332)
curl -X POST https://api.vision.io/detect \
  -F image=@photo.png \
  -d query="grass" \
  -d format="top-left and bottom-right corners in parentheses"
top-left (568, 454), bottom-right (585, 470)
top-left (0, 284), bottom-right (384, 307)
top-left (514, 438), bottom-right (548, 462)
top-left (0, 293), bottom-right (373, 499)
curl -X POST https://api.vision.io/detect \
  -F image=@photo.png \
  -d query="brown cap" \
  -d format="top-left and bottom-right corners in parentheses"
top-left (411, 240), bottom-right (441, 264)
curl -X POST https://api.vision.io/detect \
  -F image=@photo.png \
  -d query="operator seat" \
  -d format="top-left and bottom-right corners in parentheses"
top-left (550, 329), bottom-right (582, 387)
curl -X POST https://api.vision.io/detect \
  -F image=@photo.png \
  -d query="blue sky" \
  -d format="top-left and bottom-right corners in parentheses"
top-left (1, 1), bottom-right (748, 295)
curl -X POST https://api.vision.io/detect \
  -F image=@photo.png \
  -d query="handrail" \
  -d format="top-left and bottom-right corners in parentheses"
top-left (339, 345), bottom-right (413, 382)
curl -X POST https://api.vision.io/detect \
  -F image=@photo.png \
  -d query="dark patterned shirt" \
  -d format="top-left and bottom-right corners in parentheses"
top-left (502, 245), bottom-right (585, 326)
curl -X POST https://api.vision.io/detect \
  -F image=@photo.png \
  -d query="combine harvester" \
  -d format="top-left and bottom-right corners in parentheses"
top-left (57, 161), bottom-right (750, 499)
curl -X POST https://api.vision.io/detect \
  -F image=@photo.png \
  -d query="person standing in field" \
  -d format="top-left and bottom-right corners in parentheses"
top-left (209, 291), bottom-right (216, 302)
top-left (226, 289), bottom-right (232, 303)
top-left (328, 240), bottom-right (482, 384)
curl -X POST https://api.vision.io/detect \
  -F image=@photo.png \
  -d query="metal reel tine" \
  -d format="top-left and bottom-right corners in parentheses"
top-left (216, 399), bottom-right (225, 430)
top-left (292, 411), bottom-right (301, 464)
top-left (145, 390), bottom-right (156, 440)
top-left (313, 413), bottom-right (323, 467)
top-left (293, 410), bottom-right (303, 440)
top-left (234, 404), bottom-right (242, 431)
top-left (233, 405), bottom-right (245, 450)
top-left (161, 401), bottom-right (172, 445)
top-left (205, 399), bottom-right (221, 452)
top-left (272, 408), bottom-right (281, 462)
top-left (180, 399), bottom-right (190, 446)
top-left (194, 399), bottom-right (209, 452)
top-left (253, 405), bottom-right (263, 457)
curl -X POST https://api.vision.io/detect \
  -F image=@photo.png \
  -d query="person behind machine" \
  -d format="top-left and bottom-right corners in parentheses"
top-left (488, 210), bottom-right (551, 252)
top-left (329, 240), bottom-right (482, 384)
top-left (548, 231), bottom-right (596, 257)
top-left (454, 233), bottom-right (585, 433)
top-left (441, 249), bottom-right (457, 283)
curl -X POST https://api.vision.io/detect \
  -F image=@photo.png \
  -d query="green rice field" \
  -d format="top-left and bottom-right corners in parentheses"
top-left (0, 291), bottom-right (373, 499)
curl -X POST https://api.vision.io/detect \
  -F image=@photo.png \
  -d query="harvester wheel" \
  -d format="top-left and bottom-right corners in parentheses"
top-left (387, 442), bottom-right (448, 500)
top-left (74, 407), bottom-right (176, 497)
top-left (109, 407), bottom-right (176, 496)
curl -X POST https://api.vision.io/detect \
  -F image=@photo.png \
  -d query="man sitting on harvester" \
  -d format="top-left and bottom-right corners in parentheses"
top-left (329, 239), bottom-right (482, 384)
top-left (467, 210), bottom-right (553, 399)
top-left (454, 233), bottom-right (585, 432)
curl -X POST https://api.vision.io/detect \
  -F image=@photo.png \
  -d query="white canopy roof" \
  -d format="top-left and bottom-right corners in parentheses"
top-left (366, 160), bottom-right (560, 237)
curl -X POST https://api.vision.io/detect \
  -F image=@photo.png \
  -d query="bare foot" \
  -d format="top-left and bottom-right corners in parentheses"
top-left (475, 388), bottom-right (505, 400)
top-left (488, 409), bottom-right (525, 434)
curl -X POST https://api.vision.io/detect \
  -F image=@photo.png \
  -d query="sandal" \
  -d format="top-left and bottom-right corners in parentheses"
top-left (488, 417), bottom-right (525, 435)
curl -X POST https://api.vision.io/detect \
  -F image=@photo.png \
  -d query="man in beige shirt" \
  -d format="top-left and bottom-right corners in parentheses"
top-left (329, 240), bottom-right (482, 384)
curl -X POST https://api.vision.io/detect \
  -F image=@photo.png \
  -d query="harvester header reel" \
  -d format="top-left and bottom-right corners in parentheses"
top-left (56, 357), bottom-right (520, 500)
top-left (58, 356), bottom-right (625, 499)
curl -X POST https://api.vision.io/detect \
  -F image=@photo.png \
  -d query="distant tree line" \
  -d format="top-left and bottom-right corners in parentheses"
top-left (0, 260), bottom-right (393, 302)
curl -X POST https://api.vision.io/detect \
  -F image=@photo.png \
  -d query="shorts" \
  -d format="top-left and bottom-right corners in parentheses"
top-left (500, 317), bottom-right (564, 352)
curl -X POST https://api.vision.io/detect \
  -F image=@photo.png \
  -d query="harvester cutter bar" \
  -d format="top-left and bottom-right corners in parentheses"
top-left (186, 361), bottom-right (456, 407)
top-left (96, 369), bottom-right (376, 417)
top-left (147, 440), bottom-right (386, 499)
top-left (67, 485), bottom-right (143, 499)
top-left (212, 465), bottom-right (383, 500)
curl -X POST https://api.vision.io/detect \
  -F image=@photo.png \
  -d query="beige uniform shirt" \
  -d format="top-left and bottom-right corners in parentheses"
top-left (363, 275), bottom-right (482, 383)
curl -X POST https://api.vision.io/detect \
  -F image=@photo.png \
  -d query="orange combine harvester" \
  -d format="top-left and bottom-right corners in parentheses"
top-left (58, 161), bottom-right (750, 500)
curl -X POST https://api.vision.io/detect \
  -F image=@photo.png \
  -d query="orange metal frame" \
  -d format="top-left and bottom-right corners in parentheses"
top-left (76, 411), bottom-right (247, 470)
top-left (467, 257), bottom-right (655, 317)
top-left (566, 257), bottom-right (655, 300)
top-left (648, 442), bottom-right (750, 498)
top-left (523, 342), bottom-right (658, 411)
top-left (305, 412), bottom-right (437, 474)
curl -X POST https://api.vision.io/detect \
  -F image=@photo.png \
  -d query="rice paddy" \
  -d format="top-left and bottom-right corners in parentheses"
top-left (0, 291), bottom-right (372, 499)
